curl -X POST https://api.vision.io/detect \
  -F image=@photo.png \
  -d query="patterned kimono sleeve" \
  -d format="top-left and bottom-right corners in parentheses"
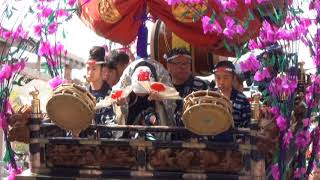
top-left (241, 98), bottom-right (251, 128)
top-left (156, 63), bottom-right (177, 126)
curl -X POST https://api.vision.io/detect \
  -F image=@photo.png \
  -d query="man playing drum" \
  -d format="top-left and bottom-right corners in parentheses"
top-left (85, 46), bottom-right (116, 137)
top-left (213, 61), bottom-right (251, 128)
top-left (164, 48), bottom-right (211, 139)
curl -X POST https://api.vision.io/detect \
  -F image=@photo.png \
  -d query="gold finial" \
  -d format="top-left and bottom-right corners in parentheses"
top-left (30, 87), bottom-right (41, 119)
top-left (29, 87), bottom-right (39, 100)
top-left (251, 93), bottom-right (261, 121)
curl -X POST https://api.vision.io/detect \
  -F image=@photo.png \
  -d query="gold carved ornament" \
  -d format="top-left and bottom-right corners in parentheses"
top-left (171, 0), bottom-right (208, 23)
top-left (98, 0), bottom-right (122, 24)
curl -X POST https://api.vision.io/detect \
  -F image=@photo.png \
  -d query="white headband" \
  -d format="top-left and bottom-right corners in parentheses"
top-left (163, 54), bottom-right (192, 61)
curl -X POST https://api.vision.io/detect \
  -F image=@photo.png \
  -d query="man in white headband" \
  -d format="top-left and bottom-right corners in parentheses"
top-left (213, 61), bottom-right (251, 129)
top-left (164, 47), bottom-right (212, 140)
top-left (84, 46), bottom-right (116, 138)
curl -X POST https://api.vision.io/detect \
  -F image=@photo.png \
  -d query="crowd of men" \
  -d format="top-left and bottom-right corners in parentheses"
top-left (84, 46), bottom-right (251, 141)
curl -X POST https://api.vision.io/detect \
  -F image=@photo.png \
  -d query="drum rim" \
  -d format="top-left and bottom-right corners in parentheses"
top-left (182, 103), bottom-right (234, 136)
top-left (46, 93), bottom-right (94, 133)
top-left (53, 84), bottom-right (96, 110)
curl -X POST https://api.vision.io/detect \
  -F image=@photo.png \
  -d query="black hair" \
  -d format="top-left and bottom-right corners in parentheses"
top-left (164, 47), bottom-right (191, 59)
top-left (107, 50), bottom-right (130, 67)
top-left (88, 46), bottom-right (105, 63)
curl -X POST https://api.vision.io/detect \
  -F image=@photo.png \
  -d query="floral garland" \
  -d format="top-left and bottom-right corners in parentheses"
top-left (0, 0), bottom-right (84, 179)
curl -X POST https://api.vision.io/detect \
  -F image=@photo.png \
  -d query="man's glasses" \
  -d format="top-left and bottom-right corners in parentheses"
top-left (168, 61), bottom-right (192, 66)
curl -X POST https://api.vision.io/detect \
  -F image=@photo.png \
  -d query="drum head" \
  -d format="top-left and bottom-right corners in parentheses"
top-left (46, 94), bottom-right (94, 133)
top-left (182, 104), bottom-right (233, 136)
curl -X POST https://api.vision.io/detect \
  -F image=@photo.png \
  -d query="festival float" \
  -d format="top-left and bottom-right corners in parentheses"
top-left (0, 0), bottom-right (319, 179)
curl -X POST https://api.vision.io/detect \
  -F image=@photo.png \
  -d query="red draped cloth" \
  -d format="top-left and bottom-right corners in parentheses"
top-left (79, 0), bottom-right (263, 56)
top-left (79, 0), bottom-right (145, 45)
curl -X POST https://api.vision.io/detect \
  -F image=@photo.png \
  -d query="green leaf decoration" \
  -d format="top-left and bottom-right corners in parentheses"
top-left (3, 149), bottom-right (10, 163)
top-left (13, 76), bottom-right (33, 86)
top-left (244, 20), bottom-right (249, 30)
top-left (223, 40), bottom-right (232, 53)
top-left (210, 12), bottom-right (216, 24)
top-left (28, 6), bottom-right (34, 14)
top-left (0, 87), bottom-right (9, 98)
top-left (62, 28), bottom-right (67, 39)
top-left (4, 7), bottom-right (13, 19)
top-left (248, 10), bottom-right (255, 21)
top-left (47, 12), bottom-right (56, 25)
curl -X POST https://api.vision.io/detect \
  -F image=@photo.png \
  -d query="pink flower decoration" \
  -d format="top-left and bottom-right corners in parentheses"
top-left (294, 167), bottom-right (306, 179)
top-left (269, 106), bottom-right (280, 117)
top-left (33, 24), bottom-right (43, 37)
top-left (48, 22), bottom-right (58, 34)
top-left (56, 9), bottom-right (69, 17)
top-left (235, 24), bottom-right (245, 35)
top-left (223, 28), bottom-right (236, 39)
top-left (8, 165), bottom-right (22, 180)
top-left (244, 0), bottom-right (251, 5)
top-left (48, 76), bottom-right (65, 89)
top-left (219, 0), bottom-right (238, 12)
top-left (42, 7), bottom-right (53, 18)
top-left (1, 64), bottom-right (13, 80)
top-left (3, 30), bottom-right (12, 40)
top-left (303, 118), bottom-right (311, 128)
top-left (295, 130), bottom-right (311, 150)
top-left (68, 0), bottom-right (77, 6)
top-left (271, 164), bottom-right (280, 180)
top-left (54, 42), bottom-right (64, 55)
top-left (268, 75), bottom-right (297, 98)
top-left (239, 54), bottom-right (260, 73)
top-left (276, 115), bottom-right (287, 132)
top-left (254, 68), bottom-right (270, 81)
top-left (0, 113), bottom-right (8, 129)
top-left (201, 16), bottom-right (222, 34)
top-left (283, 130), bottom-right (293, 149)
top-left (248, 40), bottom-right (260, 50)
top-left (257, 0), bottom-right (271, 4)
top-left (38, 41), bottom-right (52, 56)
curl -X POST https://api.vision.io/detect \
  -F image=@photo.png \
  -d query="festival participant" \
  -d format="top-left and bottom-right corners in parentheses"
top-left (106, 50), bottom-right (130, 84)
top-left (164, 48), bottom-right (211, 123)
top-left (164, 48), bottom-right (212, 139)
top-left (112, 58), bottom-right (176, 139)
top-left (213, 60), bottom-right (251, 128)
top-left (85, 46), bottom-right (116, 137)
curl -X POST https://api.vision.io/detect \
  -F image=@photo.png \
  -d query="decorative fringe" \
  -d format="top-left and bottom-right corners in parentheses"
top-left (137, 23), bottom-right (148, 59)
top-left (136, 4), bottom-right (148, 59)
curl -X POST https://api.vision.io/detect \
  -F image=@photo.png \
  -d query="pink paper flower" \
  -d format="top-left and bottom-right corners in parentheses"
top-left (42, 7), bottom-right (53, 18)
top-left (56, 9), bottom-right (69, 17)
top-left (239, 54), bottom-right (260, 73)
top-left (1, 64), bottom-right (13, 80)
top-left (48, 76), bottom-right (65, 89)
top-left (283, 130), bottom-right (293, 149)
top-left (303, 118), bottom-right (311, 128)
top-left (48, 22), bottom-right (58, 34)
top-left (271, 164), bottom-right (280, 180)
top-left (0, 113), bottom-right (8, 129)
top-left (68, 0), bottom-right (77, 6)
top-left (254, 68), bottom-right (270, 81)
top-left (294, 167), bottom-right (306, 179)
top-left (295, 130), bottom-right (311, 150)
top-left (38, 41), bottom-right (52, 56)
top-left (201, 16), bottom-right (222, 34)
top-left (33, 24), bottom-right (43, 37)
top-left (276, 115), bottom-right (287, 132)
